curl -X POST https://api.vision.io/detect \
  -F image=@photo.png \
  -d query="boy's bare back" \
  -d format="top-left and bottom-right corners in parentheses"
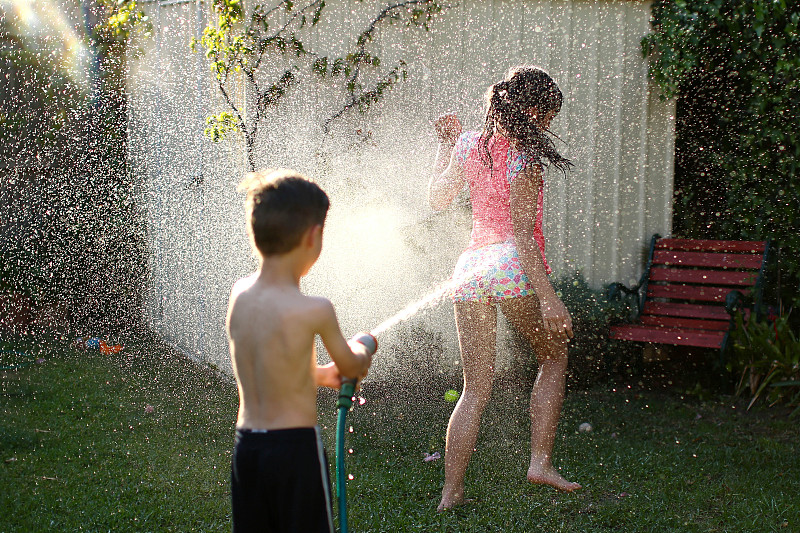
top-left (228, 274), bottom-right (314, 429)
top-left (227, 273), bottom-right (358, 430)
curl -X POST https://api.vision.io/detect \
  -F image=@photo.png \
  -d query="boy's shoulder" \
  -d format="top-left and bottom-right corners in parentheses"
top-left (231, 273), bottom-right (258, 296)
top-left (231, 275), bottom-right (333, 315)
top-left (298, 294), bottom-right (335, 316)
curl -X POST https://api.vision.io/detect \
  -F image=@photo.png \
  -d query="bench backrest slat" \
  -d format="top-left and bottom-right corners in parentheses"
top-left (643, 301), bottom-right (733, 321)
top-left (653, 250), bottom-right (764, 270)
top-left (648, 267), bottom-right (757, 286)
top-left (639, 315), bottom-right (731, 331)
top-left (655, 238), bottom-right (766, 254)
top-left (647, 284), bottom-right (751, 303)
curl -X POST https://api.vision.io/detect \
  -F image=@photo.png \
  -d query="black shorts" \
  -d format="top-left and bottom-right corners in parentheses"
top-left (231, 427), bottom-right (334, 533)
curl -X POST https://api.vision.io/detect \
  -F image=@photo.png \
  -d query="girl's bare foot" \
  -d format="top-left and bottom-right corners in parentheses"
top-left (437, 489), bottom-right (467, 511)
top-left (527, 463), bottom-right (581, 492)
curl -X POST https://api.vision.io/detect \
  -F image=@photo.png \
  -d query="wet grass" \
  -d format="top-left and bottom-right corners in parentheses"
top-left (0, 335), bottom-right (235, 532)
top-left (2, 335), bottom-right (798, 532)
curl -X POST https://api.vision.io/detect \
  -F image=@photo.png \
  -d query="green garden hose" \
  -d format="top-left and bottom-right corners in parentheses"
top-left (335, 378), bottom-right (357, 533)
top-left (334, 333), bottom-right (377, 533)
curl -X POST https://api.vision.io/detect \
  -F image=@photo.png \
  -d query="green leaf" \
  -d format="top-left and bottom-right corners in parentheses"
top-left (770, 380), bottom-right (800, 388)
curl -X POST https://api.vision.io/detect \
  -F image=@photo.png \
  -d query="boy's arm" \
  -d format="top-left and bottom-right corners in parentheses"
top-left (313, 298), bottom-right (371, 380)
top-left (315, 362), bottom-right (342, 389)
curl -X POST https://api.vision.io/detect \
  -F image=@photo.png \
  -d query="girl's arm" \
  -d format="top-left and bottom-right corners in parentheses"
top-left (428, 114), bottom-right (466, 211)
top-left (510, 165), bottom-right (574, 338)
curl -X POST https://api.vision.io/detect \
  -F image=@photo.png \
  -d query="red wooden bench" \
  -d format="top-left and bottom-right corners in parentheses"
top-left (608, 235), bottom-right (770, 355)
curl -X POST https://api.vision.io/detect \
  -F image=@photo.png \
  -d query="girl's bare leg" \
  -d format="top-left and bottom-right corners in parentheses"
top-left (438, 301), bottom-right (497, 511)
top-left (500, 295), bottom-right (581, 492)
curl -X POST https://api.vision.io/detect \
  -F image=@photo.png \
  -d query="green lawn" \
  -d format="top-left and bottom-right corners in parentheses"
top-left (1, 335), bottom-right (798, 532)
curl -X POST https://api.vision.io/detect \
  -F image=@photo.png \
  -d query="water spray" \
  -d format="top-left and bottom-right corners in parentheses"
top-left (335, 268), bottom-right (476, 531)
top-left (336, 332), bottom-right (377, 533)
top-left (370, 269), bottom-right (476, 336)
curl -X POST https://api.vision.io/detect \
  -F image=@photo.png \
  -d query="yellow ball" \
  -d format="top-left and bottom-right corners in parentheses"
top-left (444, 389), bottom-right (460, 402)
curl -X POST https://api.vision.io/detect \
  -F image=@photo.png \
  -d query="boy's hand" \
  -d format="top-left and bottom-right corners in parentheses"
top-left (347, 339), bottom-right (373, 380)
top-left (316, 362), bottom-right (343, 389)
top-left (433, 113), bottom-right (462, 146)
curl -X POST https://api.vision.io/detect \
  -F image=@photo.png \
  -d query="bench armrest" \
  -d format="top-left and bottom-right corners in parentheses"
top-left (725, 290), bottom-right (746, 316)
top-left (607, 281), bottom-right (644, 323)
top-left (608, 233), bottom-right (660, 318)
top-left (607, 282), bottom-right (640, 301)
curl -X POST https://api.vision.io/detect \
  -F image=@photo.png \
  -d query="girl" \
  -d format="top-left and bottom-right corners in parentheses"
top-left (429, 66), bottom-right (581, 511)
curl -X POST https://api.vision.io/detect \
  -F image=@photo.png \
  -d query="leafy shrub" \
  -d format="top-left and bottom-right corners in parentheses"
top-left (642, 0), bottom-right (800, 308)
top-left (1, 7), bottom-right (149, 334)
top-left (728, 310), bottom-right (800, 416)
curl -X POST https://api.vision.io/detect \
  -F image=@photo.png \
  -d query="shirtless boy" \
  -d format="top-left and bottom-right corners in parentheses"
top-left (226, 168), bottom-right (373, 533)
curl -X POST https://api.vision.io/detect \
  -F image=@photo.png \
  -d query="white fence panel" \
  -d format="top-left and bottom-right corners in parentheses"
top-left (128, 0), bottom-right (675, 371)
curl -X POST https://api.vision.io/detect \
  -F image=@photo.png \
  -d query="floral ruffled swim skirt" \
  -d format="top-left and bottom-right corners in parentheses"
top-left (450, 241), bottom-right (535, 303)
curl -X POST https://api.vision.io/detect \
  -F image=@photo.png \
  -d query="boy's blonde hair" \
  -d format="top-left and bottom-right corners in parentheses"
top-left (238, 168), bottom-right (329, 256)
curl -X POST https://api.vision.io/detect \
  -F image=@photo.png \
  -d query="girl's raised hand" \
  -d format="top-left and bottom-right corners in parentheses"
top-left (433, 113), bottom-right (462, 146)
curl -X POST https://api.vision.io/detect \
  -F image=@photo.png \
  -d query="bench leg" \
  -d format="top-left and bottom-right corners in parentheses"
top-left (643, 344), bottom-right (670, 363)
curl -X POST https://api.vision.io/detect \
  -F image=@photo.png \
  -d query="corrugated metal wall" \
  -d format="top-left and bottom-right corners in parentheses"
top-left (128, 0), bottom-right (674, 370)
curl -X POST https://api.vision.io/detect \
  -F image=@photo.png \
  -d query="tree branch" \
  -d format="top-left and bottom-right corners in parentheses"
top-left (252, 0), bottom-right (325, 71)
top-left (196, 0), bottom-right (450, 162)
top-left (217, 82), bottom-right (248, 136)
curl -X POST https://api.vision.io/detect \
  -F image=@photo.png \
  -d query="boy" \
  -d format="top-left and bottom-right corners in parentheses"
top-left (226, 168), bottom-right (373, 533)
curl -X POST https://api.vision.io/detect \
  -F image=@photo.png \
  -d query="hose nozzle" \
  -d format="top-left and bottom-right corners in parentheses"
top-left (350, 332), bottom-right (378, 357)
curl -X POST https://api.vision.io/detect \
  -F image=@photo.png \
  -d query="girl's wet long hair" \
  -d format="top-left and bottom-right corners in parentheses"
top-left (480, 66), bottom-right (572, 176)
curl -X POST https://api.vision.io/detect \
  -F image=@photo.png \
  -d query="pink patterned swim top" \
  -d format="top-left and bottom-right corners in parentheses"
top-left (454, 131), bottom-right (551, 274)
